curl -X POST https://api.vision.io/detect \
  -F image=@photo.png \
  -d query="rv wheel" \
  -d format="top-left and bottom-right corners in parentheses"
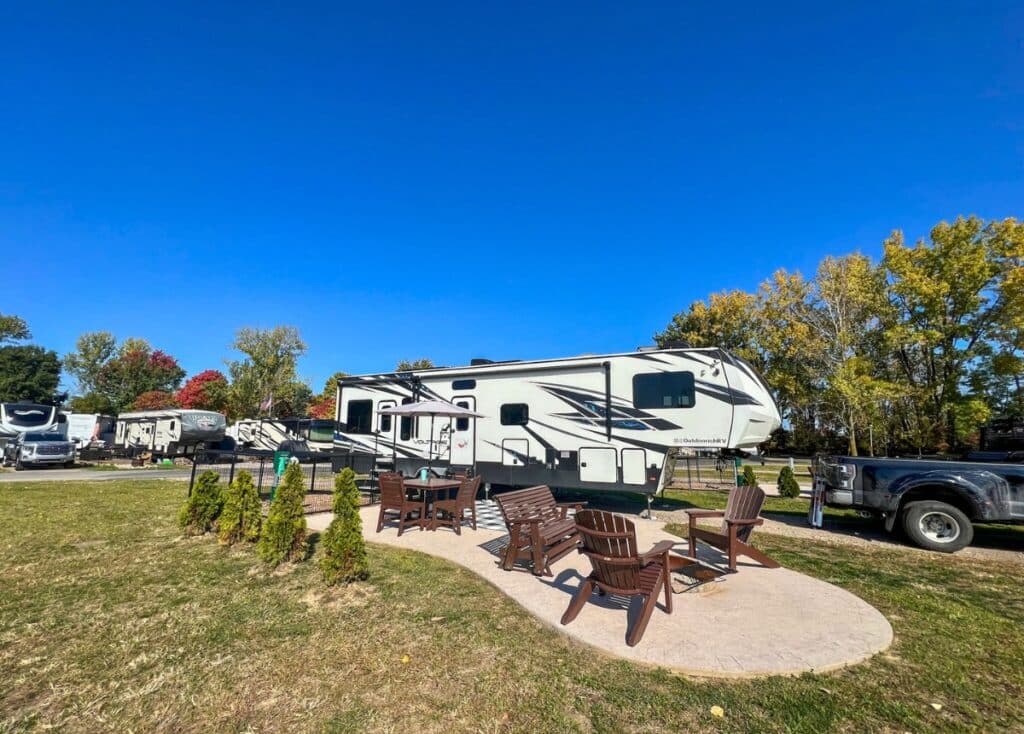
top-left (14, 458), bottom-right (24, 471)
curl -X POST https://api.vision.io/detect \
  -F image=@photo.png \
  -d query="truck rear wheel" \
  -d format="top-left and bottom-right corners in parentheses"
top-left (901, 501), bottom-right (973, 553)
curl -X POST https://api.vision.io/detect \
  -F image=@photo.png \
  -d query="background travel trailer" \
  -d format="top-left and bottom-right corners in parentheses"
top-left (227, 417), bottom-right (337, 452)
top-left (63, 413), bottom-right (116, 450)
top-left (115, 409), bottom-right (226, 457)
top-left (335, 348), bottom-right (781, 495)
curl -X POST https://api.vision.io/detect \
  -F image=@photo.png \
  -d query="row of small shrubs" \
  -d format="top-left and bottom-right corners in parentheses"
top-left (177, 463), bottom-right (369, 584)
top-left (738, 465), bottom-right (802, 498)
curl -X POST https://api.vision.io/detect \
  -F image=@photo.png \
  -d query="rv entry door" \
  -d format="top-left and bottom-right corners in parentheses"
top-left (450, 396), bottom-right (476, 468)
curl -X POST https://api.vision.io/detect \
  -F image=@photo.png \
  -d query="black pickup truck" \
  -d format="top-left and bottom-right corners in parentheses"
top-left (812, 455), bottom-right (1024, 552)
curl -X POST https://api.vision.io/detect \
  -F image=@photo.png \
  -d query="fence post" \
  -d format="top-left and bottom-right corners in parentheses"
top-left (686, 458), bottom-right (692, 489)
top-left (188, 456), bottom-right (198, 497)
top-left (257, 457), bottom-right (265, 495)
top-left (309, 459), bottom-right (317, 494)
top-left (228, 451), bottom-right (236, 486)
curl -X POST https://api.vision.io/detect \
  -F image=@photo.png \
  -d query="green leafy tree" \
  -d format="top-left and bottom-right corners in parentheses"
top-left (257, 462), bottom-right (308, 565)
top-left (320, 468), bottom-right (369, 584)
top-left (884, 216), bottom-right (1014, 449)
top-left (226, 326), bottom-right (309, 419)
top-left (218, 470), bottom-right (263, 545)
top-left (63, 332), bottom-right (117, 395)
top-left (0, 313), bottom-right (30, 344)
top-left (0, 346), bottom-right (64, 404)
top-left (396, 358), bottom-right (435, 371)
top-left (741, 465), bottom-right (759, 489)
top-left (178, 471), bottom-right (224, 536)
top-left (68, 393), bottom-right (115, 414)
top-left (777, 466), bottom-right (801, 498)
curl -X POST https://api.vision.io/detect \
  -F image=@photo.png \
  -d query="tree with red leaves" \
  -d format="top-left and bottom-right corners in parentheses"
top-left (132, 390), bottom-right (179, 411)
top-left (93, 338), bottom-right (186, 413)
top-left (176, 370), bottom-right (229, 411)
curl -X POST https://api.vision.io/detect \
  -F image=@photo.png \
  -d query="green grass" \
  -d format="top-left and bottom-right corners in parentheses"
top-left (1, 481), bottom-right (1023, 732)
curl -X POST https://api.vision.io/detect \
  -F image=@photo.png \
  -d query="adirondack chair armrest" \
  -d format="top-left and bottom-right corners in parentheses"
top-left (556, 501), bottom-right (587, 518)
top-left (638, 539), bottom-right (675, 565)
top-left (725, 517), bottom-right (764, 527)
top-left (687, 510), bottom-right (724, 527)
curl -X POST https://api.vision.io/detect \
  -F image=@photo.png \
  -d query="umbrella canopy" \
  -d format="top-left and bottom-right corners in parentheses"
top-left (379, 399), bottom-right (485, 418)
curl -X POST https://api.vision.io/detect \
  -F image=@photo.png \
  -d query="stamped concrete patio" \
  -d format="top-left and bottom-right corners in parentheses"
top-left (308, 502), bottom-right (893, 678)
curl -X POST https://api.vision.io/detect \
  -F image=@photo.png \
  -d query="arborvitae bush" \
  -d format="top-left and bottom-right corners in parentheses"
top-left (777, 465), bottom-right (801, 498)
top-left (178, 470), bottom-right (223, 535)
top-left (257, 462), bottom-right (307, 566)
top-left (320, 468), bottom-right (370, 585)
top-left (741, 465), bottom-right (759, 489)
top-left (218, 470), bottom-right (263, 545)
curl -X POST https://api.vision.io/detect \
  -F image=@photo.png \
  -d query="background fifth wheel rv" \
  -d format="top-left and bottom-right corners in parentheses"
top-left (334, 347), bottom-right (781, 498)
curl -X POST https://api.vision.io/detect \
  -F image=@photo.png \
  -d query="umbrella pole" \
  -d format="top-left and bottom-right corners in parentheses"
top-left (427, 413), bottom-right (435, 476)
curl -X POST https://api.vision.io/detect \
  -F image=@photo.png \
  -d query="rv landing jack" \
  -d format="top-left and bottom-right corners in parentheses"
top-left (646, 494), bottom-right (653, 519)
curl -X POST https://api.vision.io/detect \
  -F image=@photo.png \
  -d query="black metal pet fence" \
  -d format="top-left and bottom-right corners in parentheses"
top-left (187, 448), bottom-right (379, 514)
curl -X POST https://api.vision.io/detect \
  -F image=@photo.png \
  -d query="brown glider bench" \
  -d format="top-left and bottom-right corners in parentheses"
top-left (494, 485), bottom-right (586, 576)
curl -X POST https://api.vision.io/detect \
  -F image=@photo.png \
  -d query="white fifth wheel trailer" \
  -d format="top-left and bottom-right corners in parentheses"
top-left (115, 409), bottom-right (226, 456)
top-left (0, 403), bottom-right (64, 450)
top-left (334, 347), bottom-right (781, 495)
top-left (227, 417), bottom-right (337, 452)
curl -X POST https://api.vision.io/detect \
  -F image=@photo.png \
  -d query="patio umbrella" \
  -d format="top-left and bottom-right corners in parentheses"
top-left (379, 399), bottom-right (485, 475)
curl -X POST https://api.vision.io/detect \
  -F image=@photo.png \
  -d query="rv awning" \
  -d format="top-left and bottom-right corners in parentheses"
top-left (378, 400), bottom-right (485, 419)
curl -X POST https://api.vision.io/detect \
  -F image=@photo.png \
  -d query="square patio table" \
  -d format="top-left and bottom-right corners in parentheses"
top-left (403, 478), bottom-right (462, 530)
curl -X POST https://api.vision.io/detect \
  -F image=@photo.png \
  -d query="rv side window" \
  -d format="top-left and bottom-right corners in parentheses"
top-left (455, 401), bottom-right (470, 432)
top-left (379, 414), bottom-right (392, 433)
top-left (346, 400), bottom-right (373, 434)
top-left (500, 403), bottom-right (529, 426)
top-left (400, 398), bottom-right (414, 441)
top-left (452, 379), bottom-right (476, 390)
top-left (632, 371), bottom-right (696, 409)
top-left (170, 421), bottom-right (175, 431)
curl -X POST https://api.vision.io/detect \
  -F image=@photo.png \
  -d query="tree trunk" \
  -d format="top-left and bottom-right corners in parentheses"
top-left (847, 412), bottom-right (858, 456)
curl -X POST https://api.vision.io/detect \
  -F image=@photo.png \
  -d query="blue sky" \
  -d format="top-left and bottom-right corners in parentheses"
top-left (2, 2), bottom-right (1022, 392)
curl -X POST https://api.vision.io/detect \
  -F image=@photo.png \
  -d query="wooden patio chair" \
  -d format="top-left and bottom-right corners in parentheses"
top-left (561, 509), bottom-right (675, 647)
top-left (687, 485), bottom-right (780, 571)
top-left (376, 472), bottom-right (424, 536)
top-left (432, 475), bottom-right (481, 534)
top-left (494, 485), bottom-right (585, 576)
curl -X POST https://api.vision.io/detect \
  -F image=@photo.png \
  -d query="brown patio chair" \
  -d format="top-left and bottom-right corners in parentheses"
top-left (494, 485), bottom-right (586, 576)
top-left (687, 484), bottom-right (780, 571)
top-left (376, 472), bottom-right (424, 536)
top-left (561, 509), bottom-right (675, 647)
top-left (432, 475), bottom-right (481, 534)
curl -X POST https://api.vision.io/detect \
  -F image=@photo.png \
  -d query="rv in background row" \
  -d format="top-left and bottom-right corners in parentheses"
top-left (114, 409), bottom-right (227, 457)
top-left (226, 417), bottom-right (337, 452)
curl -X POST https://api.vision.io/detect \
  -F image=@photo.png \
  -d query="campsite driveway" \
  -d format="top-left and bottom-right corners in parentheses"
top-left (0, 467), bottom-right (192, 482)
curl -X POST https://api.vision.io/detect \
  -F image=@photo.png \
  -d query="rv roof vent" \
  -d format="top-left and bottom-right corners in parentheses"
top-left (636, 345), bottom-right (660, 352)
top-left (470, 358), bottom-right (494, 366)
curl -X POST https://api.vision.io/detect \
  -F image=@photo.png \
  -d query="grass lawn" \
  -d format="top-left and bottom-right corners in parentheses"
top-left (2, 481), bottom-right (1023, 733)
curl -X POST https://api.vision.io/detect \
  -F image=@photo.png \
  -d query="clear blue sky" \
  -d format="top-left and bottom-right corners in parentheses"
top-left (3, 2), bottom-right (1022, 392)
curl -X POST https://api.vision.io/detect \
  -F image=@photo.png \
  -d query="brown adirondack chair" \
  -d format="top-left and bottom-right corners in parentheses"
top-left (494, 485), bottom-right (585, 576)
top-left (687, 484), bottom-right (780, 571)
top-left (561, 510), bottom-right (675, 647)
top-left (432, 475), bottom-right (481, 533)
top-left (376, 472), bottom-right (424, 536)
